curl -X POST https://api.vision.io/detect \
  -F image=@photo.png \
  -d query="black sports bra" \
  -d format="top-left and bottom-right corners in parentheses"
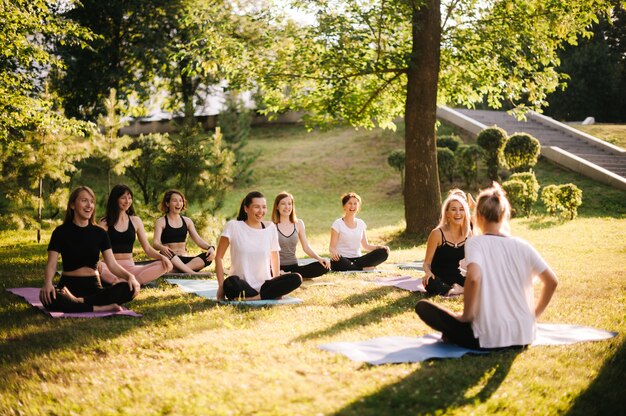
top-left (108, 218), bottom-right (135, 253)
top-left (161, 216), bottom-right (188, 244)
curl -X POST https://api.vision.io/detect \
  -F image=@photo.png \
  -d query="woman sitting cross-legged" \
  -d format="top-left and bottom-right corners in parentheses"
top-left (415, 183), bottom-right (558, 350)
top-left (216, 191), bottom-right (302, 301)
top-left (40, 186), bottom-right (140, 312)
top-left (329, 192), bottom-right (389, 271)
top-left (422, 192), bottom-right (472, 296)
top-left (153, 189), bottom-right (215, 273)
top-left (98, 184), bottom-right (172, 285)
top-left (272, 191), bottom-right (330, 279)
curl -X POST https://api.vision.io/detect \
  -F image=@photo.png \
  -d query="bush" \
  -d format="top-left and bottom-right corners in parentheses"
top-left (387, 149), bottom-right (405, 189)
top-left (541, 183), bottom-right (583, 220)
top-left (456, 145), bottom-right (483, 187)
top-left (502, 179), bottom-right (529, 217)
top-left (503, 132), bottom-right (541, 172)
top-left (437, 135), bottom-right (463, 152)
top-left (509, 171), bottom-right (540, 214)
top-left (437, 147), bottom-right (455, 182)
top-left (556, 183), bottom-right (583, 220)
top-left (541, 185), bottom-right (560, 216)
top-left (476, 126), bottom-right (507, 180)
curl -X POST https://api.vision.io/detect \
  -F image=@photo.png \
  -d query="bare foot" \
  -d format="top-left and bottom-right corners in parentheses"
top-left (447, 283), bottom-right (465, 296)
top-left (60, 287), bottom-right (84, 303)
top-left (93, 304), bottom-right (123, 312)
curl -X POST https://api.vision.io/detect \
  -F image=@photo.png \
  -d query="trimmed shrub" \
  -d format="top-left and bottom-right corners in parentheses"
top-left (476, 126), bottom-right (507, 180)
top-left (541, 185), bottom-right (560, 216)
top-left (387, 149), bottom-right (405, 189)
top-left (437, 147), bottom-right (456, 182)
top-left (502, 179), bottom-right (529, 217)
top-left (503, 132), bottom-right (541, 172)
top-left (437, 134), bottom-right (463, 152)
top-left (509, 171), bottom-right (540, 214)
top-left (556, 183), bottom-right (583, 220)
top-left (457, 144), bottom-right (483, 187)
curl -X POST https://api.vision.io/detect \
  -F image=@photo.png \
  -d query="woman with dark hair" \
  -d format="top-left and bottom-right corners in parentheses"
top-left (40, 186), bottom-right (140, 312)
top-left (415, 183), bottom-right (558, 349)
top-left (422, 193), bottom-right (472, 296)
top-left (98, 184), bottom-right (172, 285)
top-left (272, 192), bottom-right (329, 279)
top-left (153, 189), bottom-right (215, 273)
top-left (215, 191), bottom-right (302, 301)
top-left (329, 192), bottom-right (389, 271)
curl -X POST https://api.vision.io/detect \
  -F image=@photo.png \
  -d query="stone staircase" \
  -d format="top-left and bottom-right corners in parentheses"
top-left (437, 107), bottom-right (626, 191)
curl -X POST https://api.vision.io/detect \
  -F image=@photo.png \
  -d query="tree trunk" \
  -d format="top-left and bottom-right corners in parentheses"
top-left (404, 0), bottom-right (442, 235)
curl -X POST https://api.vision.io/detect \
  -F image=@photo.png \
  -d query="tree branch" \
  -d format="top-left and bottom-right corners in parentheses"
top-left (268, 67), bottom-right (407, 82)
top-left (356, 70), bottom-right (405, 118)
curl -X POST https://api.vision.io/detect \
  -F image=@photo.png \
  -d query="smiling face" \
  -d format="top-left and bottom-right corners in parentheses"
top-left (446, 200), bottom-right (466, 226)
top-left (277, 196), bottom-right (293, 218)
top-left (245, 197), bottom-right (267, 223)
top-left (343, 197), bottom-right (360, 216)
top-left (71, 190), bottom-right (96, 223)
top-left (166, 193), bottom-right (184, 214)
top-left (117, 191), bottom-right (133, 213)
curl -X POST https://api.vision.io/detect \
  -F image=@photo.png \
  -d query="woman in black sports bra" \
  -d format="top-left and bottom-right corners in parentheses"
top-left (40, 186), bottom-right (140, 312)
top-left (153, 190), bottom-right (215, 273)
top-left (98, 184), bottom-right (172, 285)
top-left (422, 192), bottom-right (473, 296)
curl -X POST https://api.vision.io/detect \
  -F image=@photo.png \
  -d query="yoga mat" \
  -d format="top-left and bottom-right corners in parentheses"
top-left (371, 275), bottom-right (426, 292)
top-left (392, 261), bottom-right (424, 271)
top-left (318, 324), bottom-right (617, 365)
top-left (6, 288), bottom-right (142, 318)
top-left (166, 279), bottom-right (303, 306)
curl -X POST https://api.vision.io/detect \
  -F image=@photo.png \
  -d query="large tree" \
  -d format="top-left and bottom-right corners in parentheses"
top-left (256, 0), bottom-right (613, 234)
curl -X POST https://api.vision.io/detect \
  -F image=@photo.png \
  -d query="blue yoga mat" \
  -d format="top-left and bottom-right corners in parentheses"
top-left (318, 324), bottom-right (617, 365)
top-left (166, 278), bottom-right (302, 306)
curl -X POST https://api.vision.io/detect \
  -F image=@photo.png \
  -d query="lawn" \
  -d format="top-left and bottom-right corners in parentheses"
top-left (572, 123), bottom-right (626, 149)
top-left (0, 124), bottom-right (624, 415)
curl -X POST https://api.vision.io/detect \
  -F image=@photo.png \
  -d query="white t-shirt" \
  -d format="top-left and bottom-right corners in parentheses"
top-left (465, 235), bottom-right (549, 348)
top-left (331, 218), bottom-right (366, 258)
top-left (221, 220), bottom-right (280, 291)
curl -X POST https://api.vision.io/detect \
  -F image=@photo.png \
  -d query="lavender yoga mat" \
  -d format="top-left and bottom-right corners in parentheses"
top-left (371, 275), bottom-right (426, 292)
top-left (166, 278), bottom-right (303, 306)
top-left (6, 288), bottom-right (142, 318)
top-left (318, 324), bottom-right (617, 365)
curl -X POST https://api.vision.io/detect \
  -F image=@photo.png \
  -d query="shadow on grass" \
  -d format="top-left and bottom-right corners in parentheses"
top-left (333, 349), bottom-right (521, 415)
top-left (519, 216), bottom-right (563, 230)
top-left (385, 230), bottom-right (428, 251)
top-left (566, 337), bottom-right (625, 415)
top-left (296, 289), bottom-right (416, 342)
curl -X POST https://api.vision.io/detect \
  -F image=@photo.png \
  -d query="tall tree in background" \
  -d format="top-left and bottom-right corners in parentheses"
top-left (258, 0), bottom-right (613, 234)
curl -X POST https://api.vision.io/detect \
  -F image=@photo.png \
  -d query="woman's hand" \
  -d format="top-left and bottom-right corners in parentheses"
top-left (318, 258), bottom-right (331, 269)
top-left (217, 285), bottom-right (225, 301)
top-left (378, 245), bottom-right (390, 253)
top-left (127, 275), bottom-right (141, 295)
top-left (206, 246), bottom-right (216, 261)
top-left (422, 272), bottom-right (435, 287)
top-left (329, 248), bottom-right (340, 261)
top-left (160, 246), bottom-right (176, 259)
top-left (40, 281), bottom-right (56, 306)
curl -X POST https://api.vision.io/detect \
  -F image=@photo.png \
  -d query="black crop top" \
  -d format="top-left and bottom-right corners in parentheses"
top-left (431, 228), bottom-right (466, 287)
top-left (161, 215), bottom-right (188, 244)
top-left (108, 218), bottom-right (135, 254)
top-left (48, 222), bottom-right (112, 271)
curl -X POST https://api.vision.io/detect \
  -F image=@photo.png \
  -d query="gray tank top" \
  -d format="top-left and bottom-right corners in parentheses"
top-left (277, 223), bottom-right (298, 266)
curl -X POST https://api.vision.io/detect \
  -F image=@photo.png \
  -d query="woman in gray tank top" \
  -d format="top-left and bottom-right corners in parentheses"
top-left (272, 192), bottom-right (330, 279)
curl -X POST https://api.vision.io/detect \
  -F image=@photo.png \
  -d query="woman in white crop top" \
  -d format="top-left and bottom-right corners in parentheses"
top-left (272, 192), bottom-right (330, 279)
top-left (329, 192), bottom-right (389, 271)
top-left (215, 191), bottom-right (302, 301)
top-left (415, 183), bottom-right (558, 349)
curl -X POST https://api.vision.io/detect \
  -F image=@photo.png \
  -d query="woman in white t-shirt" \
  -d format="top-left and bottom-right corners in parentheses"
top-left (215, 191), bottom-right (302, 301)
top-left (415, 183), bottom-right (558, 349)
top-left (329, 192), bottom-right (389, 271)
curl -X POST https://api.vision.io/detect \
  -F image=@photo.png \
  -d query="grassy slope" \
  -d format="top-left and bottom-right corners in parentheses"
top-left (573, 124), bottom-right (626, 149)
top-left (0, 124), bottom-right (625, 415)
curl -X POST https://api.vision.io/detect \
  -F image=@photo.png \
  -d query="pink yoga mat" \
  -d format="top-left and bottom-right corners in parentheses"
top-left (373, 276), bottom-right (426, 292)
top-left (7, 287), bottom-right (141, 318)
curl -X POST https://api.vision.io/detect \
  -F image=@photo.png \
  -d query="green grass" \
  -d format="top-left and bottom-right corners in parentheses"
top-left (572, 124), bottom-right (626, 149)
top-left (1, 124), bottom-right (625, 415)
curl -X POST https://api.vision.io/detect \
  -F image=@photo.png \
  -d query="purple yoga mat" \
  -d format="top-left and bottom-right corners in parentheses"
top-left (7, 287), bottom-right (142, 318)
top-left (372, 275), bottom-right (426, 292)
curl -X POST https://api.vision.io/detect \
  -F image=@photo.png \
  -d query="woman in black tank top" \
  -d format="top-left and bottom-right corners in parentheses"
top-left (98, 184), bottom-right (173, 285)
top-left (422, 192), bottom-right (473, 296)
top-left (153, 190), bottom-right (216, 273)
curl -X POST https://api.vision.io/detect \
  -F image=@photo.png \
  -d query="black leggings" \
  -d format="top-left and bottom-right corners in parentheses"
top-left (223, 273), bottom-right (302, 301)
top-left (425, 276), bottom-right (465, 296)
top-left (331, 248), bottom-right (389, 271)
top-left (177, 252), bottom-right (212, 267)
top-left (281, 261), bottom-right (329, 279)
top-left (415, 299), bottom-right (479, 349)
top-left (47, 275), bottom-right (136, 312)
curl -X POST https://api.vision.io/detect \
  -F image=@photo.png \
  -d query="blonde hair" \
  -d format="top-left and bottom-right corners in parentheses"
top-left (272, 192), bottom-right (297, 224)
top-left (437, 194), bottom-right (471, 238)
top-left (476, 182), bottom-right (511, 228)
